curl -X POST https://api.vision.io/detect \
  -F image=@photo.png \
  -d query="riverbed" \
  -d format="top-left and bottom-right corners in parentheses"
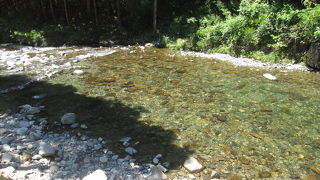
top-left (1, 44), bottom-right (319, 179)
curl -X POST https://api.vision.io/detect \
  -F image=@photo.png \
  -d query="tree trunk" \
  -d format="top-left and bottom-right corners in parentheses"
top-left (63, 0), bottom-right (70, 25)
top-left (93, 0), bottom-right (98, 24)
top-left (153, 0), bottom-right (157, 30)
top-left (116, 0), bottom-right (121, 27)
top-left (49, 0), bottom-right (56, 22)
top-left (86, 0), bottom-right (91, 15)
top-left (39, 0), bottom-right (47, 21)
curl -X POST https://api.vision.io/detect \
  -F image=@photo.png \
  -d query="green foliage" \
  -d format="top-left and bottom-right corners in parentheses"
top-left (11, 30), bottom-right (47, 46)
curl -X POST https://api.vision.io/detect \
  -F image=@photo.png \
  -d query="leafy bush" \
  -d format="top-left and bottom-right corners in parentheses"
top-left (10, 30), bottom-right (47, 46)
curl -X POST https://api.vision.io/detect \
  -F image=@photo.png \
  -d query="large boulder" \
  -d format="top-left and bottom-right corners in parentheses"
top-left (306, 44), bottom-right (320, 69)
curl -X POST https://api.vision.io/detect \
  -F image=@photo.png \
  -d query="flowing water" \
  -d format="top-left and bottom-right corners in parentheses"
top-left (1, 45), bottom-right (319, 179)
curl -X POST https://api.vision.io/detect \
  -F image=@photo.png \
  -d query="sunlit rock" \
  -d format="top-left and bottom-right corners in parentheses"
top-left (263, 73), bottom-right (277, 80)
top-left (183, 157), bottom-right (204, 173)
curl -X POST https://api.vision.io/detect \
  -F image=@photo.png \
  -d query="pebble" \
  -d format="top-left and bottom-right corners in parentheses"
top-left (183, 157), bottom-right (204, 173)
top-left (61, 113), bottom-right (76, 125)
top-left (81, 124), bottom-right (88, 129)
top-left (125, 147), bottom-right (138, 155)
top-left (99, 156), bottom-right (108, 163)
top-left (21, 152), bottom-right (32, 162)
top-left (120, 137), bottom-right (132, 143)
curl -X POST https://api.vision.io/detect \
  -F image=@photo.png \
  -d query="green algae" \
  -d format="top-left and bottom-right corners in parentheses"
top-left (1, 46), bottom-right (319, 178)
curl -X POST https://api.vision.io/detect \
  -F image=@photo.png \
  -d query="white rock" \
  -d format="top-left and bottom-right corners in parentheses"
top-left (147, 166), bottom-right (167, 180)
top-left (1, 152), bottom-right (13, 163)
top-left (82, 169), bottom-right (107, 180)
top-left (1, 166), bottom-right (15, 177)
top-left (183, 157), bottom-right (204, 173)
top-left (19, 120), bottom-right (31, 128)
top-left (99, 156), bottom-right (108, 163)
top-left (157, 164), bottom-right (168, 173)
top-left (39, 142), bottom-right (55, 157)
top-left (73, 70), bottom-right (84, 75)
top-left (188, 174), bottom-right (196, 179)
top-left (263, 73), bottom-right (277, 80)
top-left (125, 147), bottom-right (137, 155)
top-left (61, 113), bottom-right (76, 125)
top-left (49, 165), bottom-right (59, 172)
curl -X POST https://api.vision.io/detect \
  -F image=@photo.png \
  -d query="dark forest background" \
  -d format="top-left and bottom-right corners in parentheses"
top-left (1, 0), bottom-right (320, 63)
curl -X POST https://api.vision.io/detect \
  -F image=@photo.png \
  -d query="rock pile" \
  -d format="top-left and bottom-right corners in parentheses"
top-left (0, 103), bottom-right (162, 179)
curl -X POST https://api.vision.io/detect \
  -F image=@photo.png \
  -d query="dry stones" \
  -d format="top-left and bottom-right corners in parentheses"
top-left (263, 73), bottom-right (277, 80)
top-left (61, 113), bottom-right (76, 125)
top-left (1, 152), bottom-right (13, 163)
top-left (39, 142), bottom-right (55, 157)
top-left (183, 157), bottom-right (204, 173)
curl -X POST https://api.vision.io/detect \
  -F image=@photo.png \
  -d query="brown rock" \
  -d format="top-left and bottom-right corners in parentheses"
top-left (22, 152), bottom-right (32, 162)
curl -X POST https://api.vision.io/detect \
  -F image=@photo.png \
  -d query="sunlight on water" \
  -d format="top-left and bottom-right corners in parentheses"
top-left (50, 46), bottom-right (320, 178)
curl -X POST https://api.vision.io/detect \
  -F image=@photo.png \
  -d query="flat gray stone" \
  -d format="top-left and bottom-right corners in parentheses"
top-left (39, 142), bottom-right (55, 157)
top-left (61, 113), bottom-right (76, 125)
top-left (19, 120), bottom-right (31, 128)
top-left (16, 127), bottom-right (28, 135)
top-left (2, 152), bottom-right (13, 163)
top-left (125, 147), bottom-right (137, 155)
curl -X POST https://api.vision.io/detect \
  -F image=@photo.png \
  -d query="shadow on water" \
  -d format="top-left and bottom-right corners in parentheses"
top-left (0, 75), bottom-right (192, 176)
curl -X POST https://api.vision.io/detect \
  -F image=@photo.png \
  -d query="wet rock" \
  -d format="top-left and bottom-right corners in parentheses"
top-left (147, 166), bottom-right (167, 180)
top-left (1, 152), bottom-right (13, 163)
top-left (82, 169), bottom-right (107, 180)
top-left (183, 157), bottom-right (205, 173)
top-left (120, 137), bottom-right (132, 143)
top-left (61, 113), bottom-right (76, 125)
top-left (125, 147), bottom-right (138, 155)
top-left (39, 142), bottom-right (55, 157)
top-left (70, 123), bottom-right (79, 128)
top-left (80, 124), bottom-right (88, 129)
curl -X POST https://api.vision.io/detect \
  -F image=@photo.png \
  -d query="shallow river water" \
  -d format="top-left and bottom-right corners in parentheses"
top-left (1, 45), bottom-right (319, 179)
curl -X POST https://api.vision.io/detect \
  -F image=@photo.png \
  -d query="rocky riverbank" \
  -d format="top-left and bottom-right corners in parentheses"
top-left (179, 50), bottom-right (311, 72)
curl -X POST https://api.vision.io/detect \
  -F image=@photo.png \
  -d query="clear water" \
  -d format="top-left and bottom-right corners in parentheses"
top-left (1, 46), bottom-right (319, 178)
